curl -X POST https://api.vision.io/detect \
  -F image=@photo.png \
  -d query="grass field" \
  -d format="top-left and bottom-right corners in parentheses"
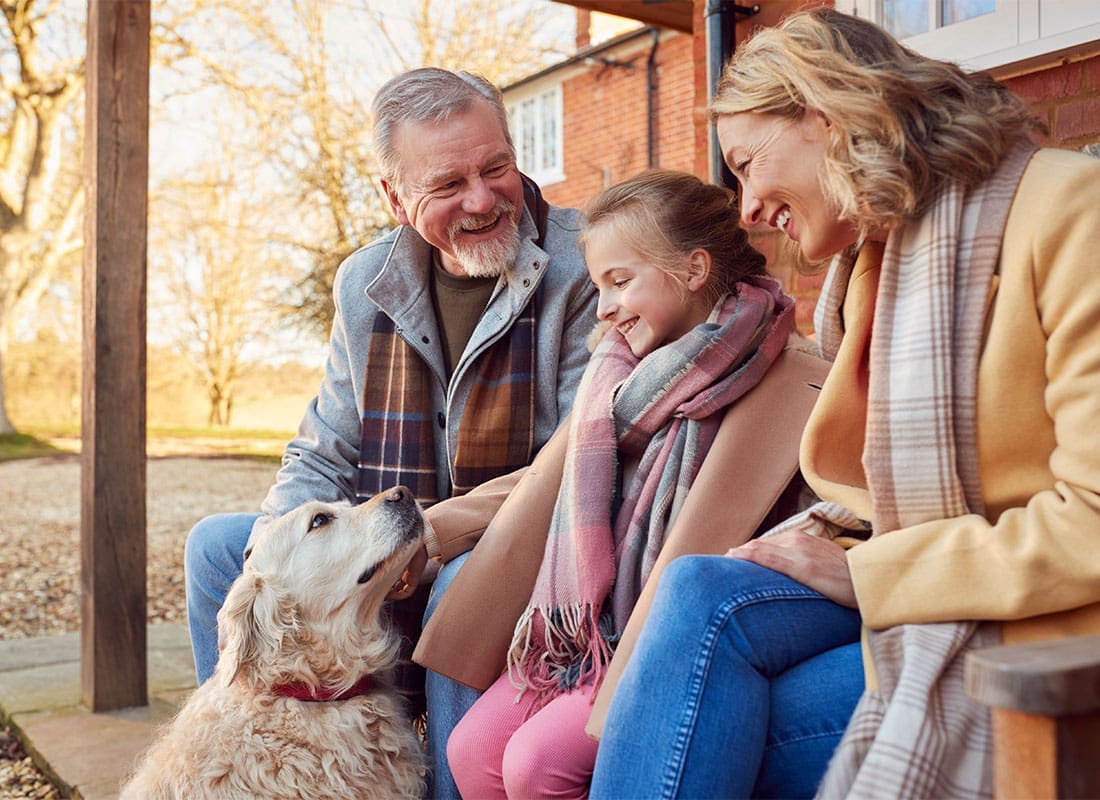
top-left (0, 426), bottom-right (293, 463)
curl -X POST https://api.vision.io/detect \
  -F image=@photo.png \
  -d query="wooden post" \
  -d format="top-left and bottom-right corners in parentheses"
top-left (965, 635), bottom-right (1100, 799)
top-left (81, 0), bottom-right (150, 712)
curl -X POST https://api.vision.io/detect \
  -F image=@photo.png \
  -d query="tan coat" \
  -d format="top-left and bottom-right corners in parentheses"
top-left (413, 344), bottom-right (830, 738)
top-left (802, 148), bottom-right (1100, 656)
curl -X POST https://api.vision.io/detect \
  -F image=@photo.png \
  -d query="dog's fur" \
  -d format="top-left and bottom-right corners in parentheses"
top-left (122, 488), bottom-right (427, 799)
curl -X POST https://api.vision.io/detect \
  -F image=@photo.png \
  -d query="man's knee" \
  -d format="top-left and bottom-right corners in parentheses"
top-left (184, 513), bottom-right (256, 576)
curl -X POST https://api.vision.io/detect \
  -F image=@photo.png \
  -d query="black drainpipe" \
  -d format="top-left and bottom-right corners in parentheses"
top-left (646, 27), bottom-right (660, 168)
top-left (706, 0), bottom-right (760, 186)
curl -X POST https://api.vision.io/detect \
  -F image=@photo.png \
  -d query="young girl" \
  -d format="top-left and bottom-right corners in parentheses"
top-left (445, 169), bottom-right (801, 798)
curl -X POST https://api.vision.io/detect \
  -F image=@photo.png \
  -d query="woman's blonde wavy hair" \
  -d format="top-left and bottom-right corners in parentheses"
top-left (711, 7), bottom-right (1046, 234)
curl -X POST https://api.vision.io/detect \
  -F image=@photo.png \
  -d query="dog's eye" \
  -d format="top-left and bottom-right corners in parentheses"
top-left (357, 563), bottom-right (379, 584)
top-left (309, 512), bottom-right (332, 531)
top-left (242, 546), bottom-right (253, 562)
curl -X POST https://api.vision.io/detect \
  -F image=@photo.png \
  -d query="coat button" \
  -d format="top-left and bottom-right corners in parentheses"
top-left (422, 335), bottom-right (430, 344)
top-left (522, 278), bottom-right (530, 287)
top-left (437, 412), bottom-right (445, 429)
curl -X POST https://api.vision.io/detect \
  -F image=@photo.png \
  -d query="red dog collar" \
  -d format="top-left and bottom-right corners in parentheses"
top-left (271, 674), bottom-right (374, 702)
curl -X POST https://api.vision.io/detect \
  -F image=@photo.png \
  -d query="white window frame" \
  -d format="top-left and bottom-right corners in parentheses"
top-left (506, 83), bottom-right (565, 187)
top-left (845, 0), bottom-right (1100, 71)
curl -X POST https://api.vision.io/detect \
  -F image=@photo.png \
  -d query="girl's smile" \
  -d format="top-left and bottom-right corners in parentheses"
top-left (584, 224), bottom-right (714, 359)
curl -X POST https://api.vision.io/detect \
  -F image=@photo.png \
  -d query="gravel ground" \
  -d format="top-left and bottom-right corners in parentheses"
top-left (0, 452), bottom-right (280, 797)
top-left (0, 728), bottom-right (59, 799)
top-left (0, 453), bottom-right (278, 640)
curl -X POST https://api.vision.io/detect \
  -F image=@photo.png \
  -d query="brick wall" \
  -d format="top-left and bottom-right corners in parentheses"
top-left (1003, 53), bottom-right (1100, 150)
top-left (540, 32), bottom-right (697, 212)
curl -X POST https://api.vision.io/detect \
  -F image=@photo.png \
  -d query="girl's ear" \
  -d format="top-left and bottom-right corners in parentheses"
top-left (685, 248), bottom-right (713, 292)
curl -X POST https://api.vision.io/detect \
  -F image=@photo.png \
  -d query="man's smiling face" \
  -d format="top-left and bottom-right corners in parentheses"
top-left (383, 98), bottom-right (524, 278)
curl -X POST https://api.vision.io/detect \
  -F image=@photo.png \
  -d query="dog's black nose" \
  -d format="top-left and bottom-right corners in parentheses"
top-left (385, 486), bottom-right (407, 503)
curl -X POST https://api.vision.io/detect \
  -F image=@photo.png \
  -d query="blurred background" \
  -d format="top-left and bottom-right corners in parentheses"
top-left (0, 0), bottom-right (601, 442)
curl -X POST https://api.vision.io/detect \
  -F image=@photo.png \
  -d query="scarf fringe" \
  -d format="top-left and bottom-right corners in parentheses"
top-left (506, 603), bottom-right (614, 713)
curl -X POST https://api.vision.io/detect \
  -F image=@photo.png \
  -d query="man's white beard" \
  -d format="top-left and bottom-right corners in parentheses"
top-left (447, 202), bottom-right (520, 279)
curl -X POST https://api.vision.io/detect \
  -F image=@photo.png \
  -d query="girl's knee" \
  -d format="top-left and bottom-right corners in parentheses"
top-left (447, 717), bottom-right (502, 799)
top-left (445, 714), bottom-right (476, 769)
top-left (501, 738), bottom-right (587, 800)
top-left (501, 742), bottom-right (545, 799)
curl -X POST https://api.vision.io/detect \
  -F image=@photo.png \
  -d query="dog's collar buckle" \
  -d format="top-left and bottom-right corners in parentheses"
top-left (271, 674), bottom-right (374, 702)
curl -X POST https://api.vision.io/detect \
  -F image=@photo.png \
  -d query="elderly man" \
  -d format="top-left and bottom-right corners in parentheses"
top-left (184, 67), bottom-right (596, 798)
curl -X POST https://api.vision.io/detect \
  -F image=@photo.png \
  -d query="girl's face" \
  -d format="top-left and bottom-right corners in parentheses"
top-left (585, 225), bottom-right (713, 359)
top-left (716, 111), bottom-right (861, 263)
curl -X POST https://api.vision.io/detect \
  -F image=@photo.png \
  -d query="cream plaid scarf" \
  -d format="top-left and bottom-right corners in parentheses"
top-left (771, 139), bottom-right (1037, 799)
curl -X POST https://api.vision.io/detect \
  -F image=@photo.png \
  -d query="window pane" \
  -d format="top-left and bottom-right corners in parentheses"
top-left (521, 98), bottom-right (537, 172)
top-left (883, 0), bottom-right (929, 38)
top-left (942, 0), bottom-right (995, 25)
top-left (539, 92), bottom-right (558, 171)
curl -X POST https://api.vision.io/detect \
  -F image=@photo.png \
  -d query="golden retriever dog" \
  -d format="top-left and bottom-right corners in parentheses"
top-left (122, 487), bottom-right (427, 799)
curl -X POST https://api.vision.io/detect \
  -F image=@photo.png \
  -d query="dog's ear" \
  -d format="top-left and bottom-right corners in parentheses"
top-left (217, 571), bottom-right (296, 687)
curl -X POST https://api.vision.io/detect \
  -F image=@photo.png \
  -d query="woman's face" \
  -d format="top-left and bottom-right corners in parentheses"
top-left (716, 111), bottom-right (860, 263)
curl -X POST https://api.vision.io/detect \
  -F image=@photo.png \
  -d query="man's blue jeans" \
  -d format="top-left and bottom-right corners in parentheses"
top-left (590, 556), bottom-right (864, 800)
top-left (184, 514), bottom-right (478, 800)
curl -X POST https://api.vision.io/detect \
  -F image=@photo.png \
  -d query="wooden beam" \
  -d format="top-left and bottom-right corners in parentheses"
top-left (81, 0), bottom-right (150, 712)
top-left (553, 0), bottom-right (695, 33)
top-left (966, 636), bottom-right (1100, 799)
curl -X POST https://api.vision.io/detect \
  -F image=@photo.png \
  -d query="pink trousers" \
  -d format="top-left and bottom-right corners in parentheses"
top-left (447, 674), bottom-right (599, 799)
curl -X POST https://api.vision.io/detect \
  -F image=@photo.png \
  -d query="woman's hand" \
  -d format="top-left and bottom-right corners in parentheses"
top-left (727, 529), bottom-right (858, 608)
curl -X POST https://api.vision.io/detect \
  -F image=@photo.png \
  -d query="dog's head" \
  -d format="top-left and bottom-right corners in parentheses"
top-left (215, 486), bottom-right (424, 694)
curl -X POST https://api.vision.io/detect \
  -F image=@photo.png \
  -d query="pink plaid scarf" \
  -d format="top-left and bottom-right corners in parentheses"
top-left (508, 278), bottom-right (794, 704)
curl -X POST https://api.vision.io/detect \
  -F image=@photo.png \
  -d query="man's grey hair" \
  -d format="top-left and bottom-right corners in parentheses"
top-left (371, 67), bottom-right (515, 188)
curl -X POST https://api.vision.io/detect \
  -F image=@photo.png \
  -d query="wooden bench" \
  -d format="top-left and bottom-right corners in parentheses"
top-left (965, 635), bottom-right (1100, 799)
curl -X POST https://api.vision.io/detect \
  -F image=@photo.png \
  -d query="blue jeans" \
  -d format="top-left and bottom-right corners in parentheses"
top-left (184, 515), bottom-right (480, 800)
top-left (590, 556), bottom-right (864, 800)
top-left (424, 552), bottom-right (482, 800)
top-left (184, 512), bottom-right (256, 683)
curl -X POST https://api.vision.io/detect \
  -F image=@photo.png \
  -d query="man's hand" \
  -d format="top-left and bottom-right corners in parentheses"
top-left (387, 539), bottom-right (443, 600)
top-left (387, 544), bottom-right (431, 600)
top-left (726, 529), bottom-right (858, 608)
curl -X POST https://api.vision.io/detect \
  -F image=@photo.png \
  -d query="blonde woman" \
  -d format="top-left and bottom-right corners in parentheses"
top-left (590, 8), bottom-right (1100, 799)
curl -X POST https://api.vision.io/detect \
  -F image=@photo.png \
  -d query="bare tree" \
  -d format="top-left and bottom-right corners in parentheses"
top-left (389, 0), bottom-right (569, 81)
top-left (154, 0), bottom-right (572, 337)
top-left (0, 0), bottom-right (85, 434)
top-left (150, 162), bottom-right (294, 427)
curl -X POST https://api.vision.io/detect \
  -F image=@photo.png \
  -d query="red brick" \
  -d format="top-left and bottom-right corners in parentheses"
top-left (749, 231), bottom-right (778, 265)
top-left (794, 268), bottom-right (828, 294)
top-left (1005, 62), bottom-right (1082, 105)
top-left (1084, 53), bottom-right (1100, 91)
top-left (1054, 95), bottom-right (1100, 141)
top-left (794, 297), bottom-right (817, 338)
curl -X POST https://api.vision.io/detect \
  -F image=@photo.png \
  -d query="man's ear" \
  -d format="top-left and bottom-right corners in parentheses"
top-left (685, 248), bottom-right (713, 292)
top-left (381, 179), bottom-right (411, 226)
